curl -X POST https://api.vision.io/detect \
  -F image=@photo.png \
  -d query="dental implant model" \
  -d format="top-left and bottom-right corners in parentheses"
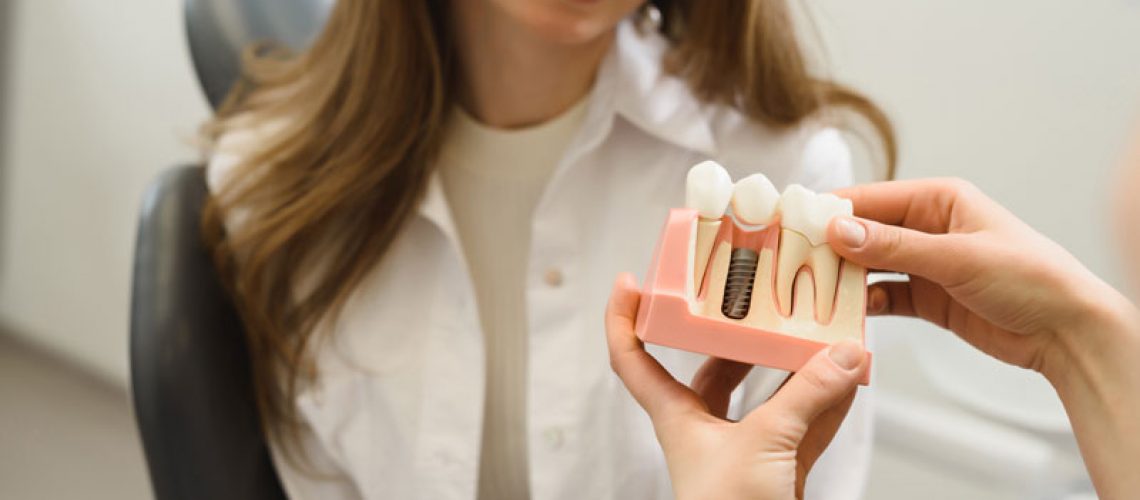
top-left (685, 161), bottom-right (734, 296)
top-left (635, 161), bottom-right (871, 383)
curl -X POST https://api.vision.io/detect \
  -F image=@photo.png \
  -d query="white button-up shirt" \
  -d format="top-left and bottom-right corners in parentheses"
top-left (210, 20), bottom-right (871, 500)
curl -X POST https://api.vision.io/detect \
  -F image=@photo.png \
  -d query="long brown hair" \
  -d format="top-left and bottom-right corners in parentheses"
top-left (203, 0), bottom-right (896, 444)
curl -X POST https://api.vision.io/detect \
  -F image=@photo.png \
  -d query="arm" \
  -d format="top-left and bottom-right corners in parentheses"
top-left (825, 178), bottom-right (1140, 499)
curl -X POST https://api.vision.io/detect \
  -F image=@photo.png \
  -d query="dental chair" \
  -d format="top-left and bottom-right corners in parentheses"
top-left (129, 1), bottom-right (329, 499)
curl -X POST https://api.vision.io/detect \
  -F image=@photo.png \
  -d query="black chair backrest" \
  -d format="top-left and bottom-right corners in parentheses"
top-left (184, 0), bottom-right (330, 107)
top-left (130, 3), bottom-right (330, 497)
top-left (130, 166), bottom-right (286, 500)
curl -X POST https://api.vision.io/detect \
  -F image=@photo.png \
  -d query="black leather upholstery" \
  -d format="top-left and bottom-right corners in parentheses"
top-left (130, 166), bottom-right (286, 500)
top-left (184, 0), bottom-right (330, 107)
top-left (130, 2), bottom-right (330, 496)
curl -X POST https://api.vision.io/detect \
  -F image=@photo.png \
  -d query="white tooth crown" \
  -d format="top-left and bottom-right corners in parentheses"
top-left (686, 161), bottom-right (734, 219)
top-left (777, 184), bottom-right (853, 246)
top-left (731, 173), bottom-right (780, 225)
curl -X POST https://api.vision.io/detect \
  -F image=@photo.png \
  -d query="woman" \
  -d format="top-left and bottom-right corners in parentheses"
top-left (606, 177), bottom-right (1140, 498)
top-left (205, 1), bottom-right (894, 499)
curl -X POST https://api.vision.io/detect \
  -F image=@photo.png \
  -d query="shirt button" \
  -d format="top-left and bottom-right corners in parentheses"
top-left (543, 427), bottom-right (565, 450)
top-left (543, 268), bottom-right (564, 287)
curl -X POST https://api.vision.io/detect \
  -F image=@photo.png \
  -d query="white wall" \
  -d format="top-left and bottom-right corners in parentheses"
top-left (811, 1), bottom-right (1140, 498)
top-left (0, 0), bottom-right (210, 385)
top-left (816, 0), bottom-right (1140, 280)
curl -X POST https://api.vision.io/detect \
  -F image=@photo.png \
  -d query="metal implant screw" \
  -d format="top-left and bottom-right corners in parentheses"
top-left (721, 248), bottom-right (759, 320)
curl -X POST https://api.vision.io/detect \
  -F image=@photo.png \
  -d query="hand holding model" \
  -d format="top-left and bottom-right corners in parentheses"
top-left (636, 162), bottom-right (870, 382)
top-left (830, 179), bottom-right (1130, 373)
top-left (826, 178), bottom-right (1140, 498)
top-left (607, 177), bottom-right (1140, 499)
top-left (607, 273), bottom-right (868, 500)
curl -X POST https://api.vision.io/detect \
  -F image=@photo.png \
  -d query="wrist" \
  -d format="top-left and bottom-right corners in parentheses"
top-left (1043, 281), bottom-right (1140, 396)
top-left (1041, 283), bottom-right (1140, 498)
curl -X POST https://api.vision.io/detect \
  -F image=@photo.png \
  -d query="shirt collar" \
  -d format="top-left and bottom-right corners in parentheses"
top-left (418, 170), bottom-right (457, 241)
top-left (606, 19), bottom-right (718, 158)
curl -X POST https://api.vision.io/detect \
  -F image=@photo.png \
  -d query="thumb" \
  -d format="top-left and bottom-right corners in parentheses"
top-left (827, 216), bottom-right (967, 285)
top-left (743, 340), bottom-right (867, 437)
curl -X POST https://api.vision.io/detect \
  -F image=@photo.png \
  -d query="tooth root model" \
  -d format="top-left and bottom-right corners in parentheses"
top-left (685, 161), bottom-right (734, 296)
top-left (775, 185), bottom-right (852, 324)
top-left (636, 167), bottom-right (870, 384)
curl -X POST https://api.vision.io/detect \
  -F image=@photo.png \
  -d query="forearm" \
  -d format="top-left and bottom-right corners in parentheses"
top-left (1045, 288), bottom-right (1140, 499)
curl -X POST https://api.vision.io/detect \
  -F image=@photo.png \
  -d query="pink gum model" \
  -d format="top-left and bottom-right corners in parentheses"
top-left (635, 208), bottom-right (872, 385)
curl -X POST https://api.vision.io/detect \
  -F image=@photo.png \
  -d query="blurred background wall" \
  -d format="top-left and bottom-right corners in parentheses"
top-left (0, 1), bottom-right (1138, 499)
top-left (811, 1), bottom-right (1140, 497)
top-left (0, 0), bottom-right (210, 385)
top-left (0, 0), bottom-right (12, 274)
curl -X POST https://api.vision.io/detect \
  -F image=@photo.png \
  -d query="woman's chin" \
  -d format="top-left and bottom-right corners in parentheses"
top-left (504, 0), bottom-right (640, 45)
top-left (529, 18), bottom-right (610, 45)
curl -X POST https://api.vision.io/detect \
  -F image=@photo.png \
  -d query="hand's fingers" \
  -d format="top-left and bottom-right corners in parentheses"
top-left (606, 273), bottom-right (705, 423)
top-left (869, 276), bottom-right (966, 336)
top-left (743, 340), bottom-right (867, 439)
top-left (831, 178), bottom-right (976, 233)
top-left (690, 358), bottom-right (753, 419)
top-left (828, 216), bottom-right (978, 286)
top-left (866, 281), bottom-right (915, 317)
top-left (796, 390), bottom-right (856, 472)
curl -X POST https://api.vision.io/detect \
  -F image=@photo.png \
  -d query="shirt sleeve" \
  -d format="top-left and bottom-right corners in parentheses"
top-left (793, 127), bottom-right (855, 193)
top-left (268, 421), bottom-right (365, 500)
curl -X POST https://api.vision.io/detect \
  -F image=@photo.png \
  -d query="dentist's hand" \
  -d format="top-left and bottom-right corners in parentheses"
top-left (826, 178), bottom-right (1131, 376)
top-left (605, 273), bottom-right (868, 500)
top-left (826, 178), bottom-right (1140, 499)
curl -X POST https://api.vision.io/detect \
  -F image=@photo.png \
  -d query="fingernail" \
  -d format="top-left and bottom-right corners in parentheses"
top-left (867, 287), bottom-right (887, 314)
top-left (828, 340), bottom-right (864, 370)
top-left (835, 218), bottom-right (867, 248)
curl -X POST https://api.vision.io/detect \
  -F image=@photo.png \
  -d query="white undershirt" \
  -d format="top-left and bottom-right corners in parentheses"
top-left (438, 98), bottom-right (589, 500)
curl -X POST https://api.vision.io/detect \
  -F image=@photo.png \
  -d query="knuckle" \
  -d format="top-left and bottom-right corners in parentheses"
top-left (608, 352), bottom-right (623, 375)
top-left (748, 410), bottom-right (781, 432)
top-left (783, 414), bottom-right (810, 436)
top-left (943, 177), bottom-right (980, 199)
top-left (797, 364), bottom-right (837, 393)
top-left (765, 411), bottom-right (808, 439)
top-left (878, 225), bottom-right (906, 257)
